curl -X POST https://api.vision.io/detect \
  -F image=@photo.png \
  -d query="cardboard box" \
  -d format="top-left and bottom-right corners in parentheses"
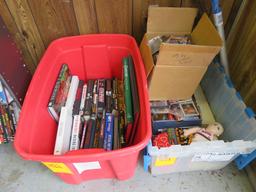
top-left (140, 7), bottom-right (222, 100)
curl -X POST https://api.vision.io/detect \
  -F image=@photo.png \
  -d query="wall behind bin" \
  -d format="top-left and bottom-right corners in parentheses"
top-left (0, 0), bottom-right (235, 74)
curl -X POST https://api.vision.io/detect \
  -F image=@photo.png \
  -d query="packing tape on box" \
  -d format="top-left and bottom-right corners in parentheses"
top-left (42, 162), bottom-right (73, 174)
top-left (155, 157), bottom-right (176, 167)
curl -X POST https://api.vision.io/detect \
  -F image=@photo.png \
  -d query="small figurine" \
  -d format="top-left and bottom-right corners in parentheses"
top-left (183, 122), bottom-right (224, 142)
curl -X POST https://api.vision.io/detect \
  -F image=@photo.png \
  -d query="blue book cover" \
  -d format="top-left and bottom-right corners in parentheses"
top-left (104, 113), bottom-right (114, 151)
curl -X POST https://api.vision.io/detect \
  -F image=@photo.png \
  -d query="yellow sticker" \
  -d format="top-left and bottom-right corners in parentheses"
top-left (42, 162), bottom-right (73, 174)
top-left (155, 157), bottom-right (176, 167)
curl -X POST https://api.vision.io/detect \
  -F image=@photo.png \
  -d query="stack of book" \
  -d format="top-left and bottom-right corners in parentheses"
top-left (0, 79), bottom-right (20, 144)
top-left (150, 98), bottom-right (202, 147)
top-left (151, 98), bottom-right (200, 121)
top-left (49, 56), bottom-right (140, 155)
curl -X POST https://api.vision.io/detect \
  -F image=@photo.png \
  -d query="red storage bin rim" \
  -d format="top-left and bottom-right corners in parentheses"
top-left (14, 34), bottom-right (152, 163)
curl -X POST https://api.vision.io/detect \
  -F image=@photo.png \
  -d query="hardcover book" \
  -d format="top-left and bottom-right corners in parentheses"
top-left (48, 64), bottom-right (70, 121)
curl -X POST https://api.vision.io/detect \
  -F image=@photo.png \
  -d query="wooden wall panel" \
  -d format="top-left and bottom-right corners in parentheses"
top-left (0, 1), bottom-right (36, 73)
top-left (228, 0), bottom-right (256, 110)
top-left (4, 0), bottom-right (45, 68)
top-left (221, 0), bottom-right (235, 26)
top-left (95, 0), bottom-right (132, 34)
top-left (73, 0), bottom-right (98, 34)
top-left (27, 0), bottom-right (79, 46)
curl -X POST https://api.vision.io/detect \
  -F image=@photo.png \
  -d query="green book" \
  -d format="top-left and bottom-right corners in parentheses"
top-left (123, 57), bottom-right (133, 123)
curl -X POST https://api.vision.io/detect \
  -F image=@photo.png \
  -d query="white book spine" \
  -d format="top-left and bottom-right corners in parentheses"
top-left (69, 115), bottom-right (81, 150)
top-left (65, 76), bottom-right (79, 108)
top-left (54, 107), bottom-right (73, 155)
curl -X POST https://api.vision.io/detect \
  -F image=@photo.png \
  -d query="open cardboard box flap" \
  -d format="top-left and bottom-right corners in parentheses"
top-left (140, 7), bottom-right (223, 100)
top-left (147, 7), bottom-right (198, 34)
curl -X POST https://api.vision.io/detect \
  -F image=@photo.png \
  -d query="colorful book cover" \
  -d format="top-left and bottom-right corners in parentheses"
top-left (48, 64), bottom-right (70, 121)
top-left (0, 105), bottom-right (9, 143)
top-left (0, 104), bottom-right (13, 141)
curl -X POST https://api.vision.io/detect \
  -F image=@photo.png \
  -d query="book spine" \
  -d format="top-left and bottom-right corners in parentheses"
top-left (123, 58), bottom-right (133, 123)
top-left (0, 105), bottom-right (13, 141)
top-left (117, 80), bottom-right (126, 146)
top-left (112, 78), bottom-right (118, 110)
top-left (91, 80), bottom-right (98, 118)
top-left (83, 119), bottom-right (92, 148)
top-left (98, 110), bottom-right (106, 148)
top-left (48, 64), bottom-right (68, 107)
top-left (79, 84), bottom-right (87, 116)
top-left (84, 80), bottom-right (94, 120)
top-left (93, 117), bottom-right (101, 148)
top-left (57, 75), bottom-right (71, 111)
top-left (118, 110), bottom-right (126, 146)
top-left (48, 71), bottom-right (71, 122)
top-left (79, 120), bottom-right (87, 149)
top-left (105, 79), bottom-right (112, 113)
top-left (0, 105), bottom-right (8, 143)
top-left (89, 118), bottom-right (96, 148)
top-left (73, 80), bottom-right (84, 115)
top-left (4, 105), bottom-right (15, 135)
top-left (0, 120), bottom-right (5, 143)
top-left (65, 76), bottom-right (79, 109)
top-left (104, 113), bottom-right (114, 151)
top-left (98, 79), bottom-right (105, 113)
top-left (69, 115), bottom-right (82, 150)
top-left (54, 107), bottom-right (73, 155)
top-left (113, 109), bottom-right (120, 150)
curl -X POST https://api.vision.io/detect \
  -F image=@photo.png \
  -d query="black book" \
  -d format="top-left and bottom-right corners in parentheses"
top-left (83, 119), bottom-right (92, 148)
top-left (105, 79), bottom-right (112, 113)
top-left (89, 118), bottom-right (96, 148)
top-left (84, 80), bottom-right (94, 120)
top-left (97, 79), bottom-right (105, 113)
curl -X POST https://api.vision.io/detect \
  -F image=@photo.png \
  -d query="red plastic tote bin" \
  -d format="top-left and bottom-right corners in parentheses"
top-left (14, 34), bottom-right (151, 184)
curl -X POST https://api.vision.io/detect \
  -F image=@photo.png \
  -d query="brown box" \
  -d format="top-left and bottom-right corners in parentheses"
top-left (140, 7), bottom-right (222, 100)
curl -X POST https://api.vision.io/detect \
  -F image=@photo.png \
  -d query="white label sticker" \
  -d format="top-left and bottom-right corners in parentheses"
top-left (73, 161), bottom-right (101, 174)
top-left (192, 152), bottom-right (236, 162)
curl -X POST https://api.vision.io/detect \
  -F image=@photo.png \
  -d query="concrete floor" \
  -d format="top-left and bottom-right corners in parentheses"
top-left (0, 144), bottom-right (254, 192)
